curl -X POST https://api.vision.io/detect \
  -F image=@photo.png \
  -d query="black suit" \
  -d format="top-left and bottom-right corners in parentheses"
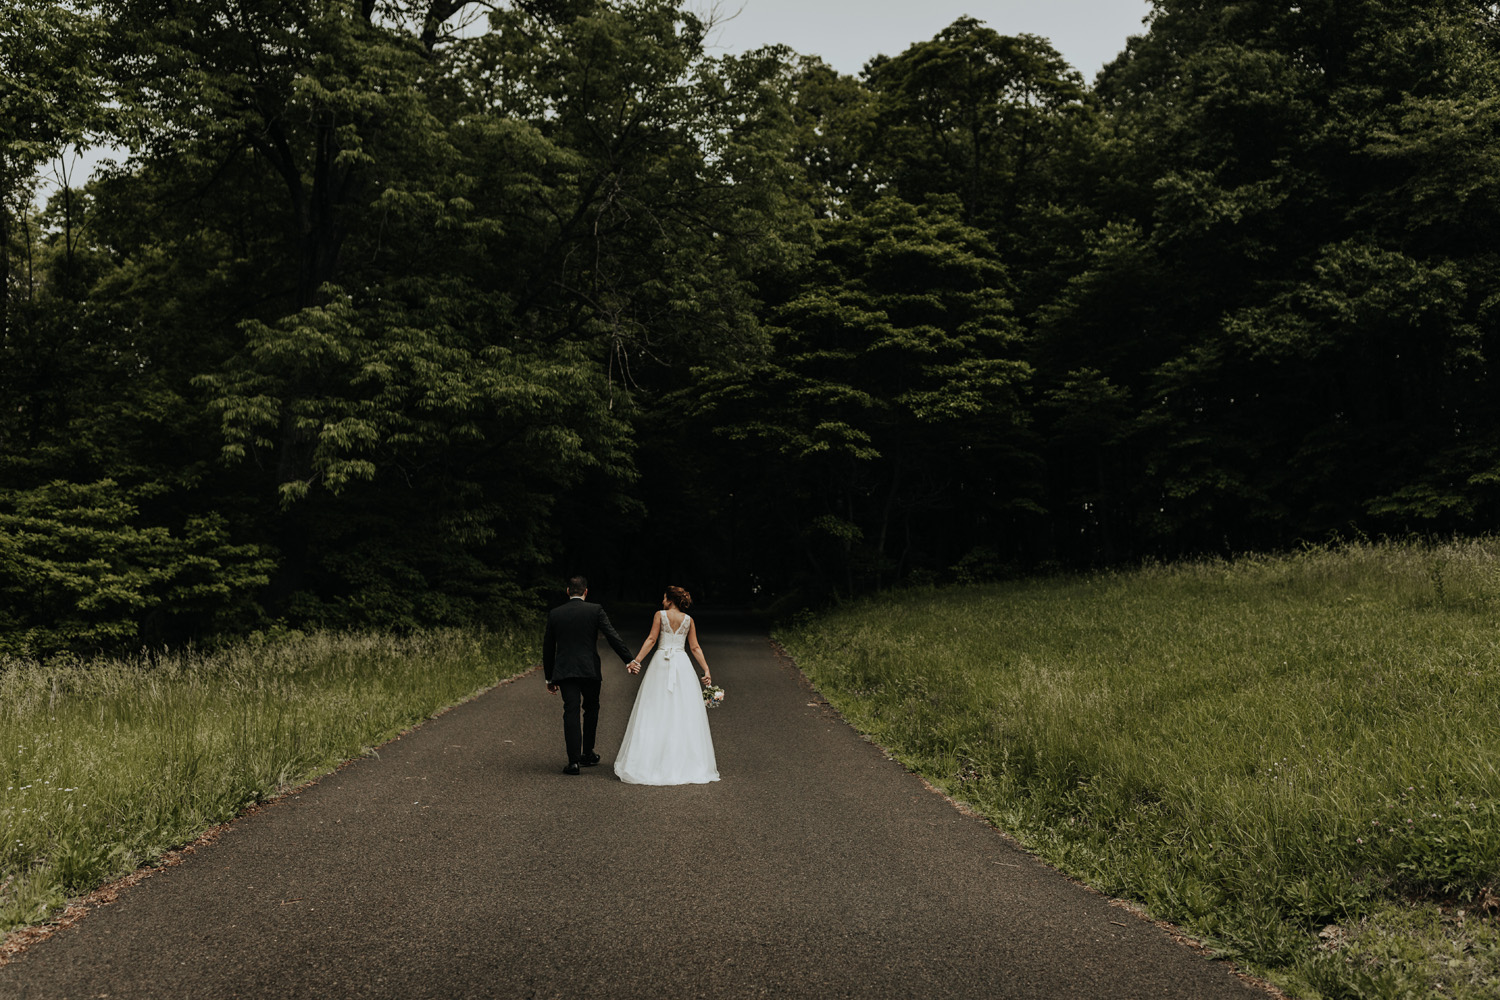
top-left (543, 598), bottom-right (633, 763)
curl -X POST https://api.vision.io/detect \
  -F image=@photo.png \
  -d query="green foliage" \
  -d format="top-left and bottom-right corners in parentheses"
top-left (7, 7), bottom-right (1500, 982)
top-left (13, 0), bottom-right (1500, 632)
top-left (437, 2), bottom-right (810, 366)
top-left (0, 2), bottom-right (103, 197)
top-left (781, 539), bottom-right (1500, 997)
top-left (691, 196), bottom-right (1034, 594)
top-left (0, 0), bottom-right (816, 646)
top-left (778, 55), bottom-right (878, 219)
top-left (863, 19), bottom-right (1089, 234)
top-left (1, 0), bottom-right (107, 376)
top-left (0, 481), bottom-right (272, 657)
top-left (1036, 0), bottom-right (1500, 557)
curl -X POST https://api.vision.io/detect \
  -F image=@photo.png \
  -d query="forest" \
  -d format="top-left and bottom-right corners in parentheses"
top-left (5, 0), bottom-right (1500, 655)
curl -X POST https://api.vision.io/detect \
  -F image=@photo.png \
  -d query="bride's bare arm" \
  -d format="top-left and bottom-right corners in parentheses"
top-left (687, 620), bottom-right (711, 686)
top-left (632, 614), bottom-right (662, 665)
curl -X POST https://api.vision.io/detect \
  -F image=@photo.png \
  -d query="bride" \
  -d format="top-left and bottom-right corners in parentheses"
top-left (614, 586), bottom-right (720, 785)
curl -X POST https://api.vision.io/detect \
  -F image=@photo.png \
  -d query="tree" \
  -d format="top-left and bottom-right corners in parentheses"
top-left (0, 480), bottom-right (271, 657)
top-left (777, 54), bottom-right (878, 219)
top-left (863, 20), bottom-right (1089, 237)
top-left (0, 2), bottom-right (104, 345)
top-left (90, 0), bottom-right (807, 623)
top-left (1029, 0), bottom-right (1500, 555)
top-left (692, 197), bottom-right (1034, 596)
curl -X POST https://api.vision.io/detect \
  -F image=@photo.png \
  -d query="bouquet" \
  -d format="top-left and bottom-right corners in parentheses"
top-left (702, 684), bottom-right (726, 708)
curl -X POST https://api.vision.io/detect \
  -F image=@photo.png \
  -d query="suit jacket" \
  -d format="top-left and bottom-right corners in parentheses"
top-left (543, 598), bottom-right (633, 683)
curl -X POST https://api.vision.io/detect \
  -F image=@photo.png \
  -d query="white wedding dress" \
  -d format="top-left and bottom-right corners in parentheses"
top-left (614, 611), bottom-right (720, 785)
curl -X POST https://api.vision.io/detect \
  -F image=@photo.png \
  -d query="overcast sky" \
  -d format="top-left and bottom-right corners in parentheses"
top-left (697, 0), bottom-right (1154, 80)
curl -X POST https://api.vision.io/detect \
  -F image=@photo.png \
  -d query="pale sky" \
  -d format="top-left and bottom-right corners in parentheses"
top-left (698, 0), bottom-right (1154, 80)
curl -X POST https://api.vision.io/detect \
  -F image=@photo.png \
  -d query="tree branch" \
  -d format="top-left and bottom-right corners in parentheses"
top-left (420, 0), bottom-right (469, 51)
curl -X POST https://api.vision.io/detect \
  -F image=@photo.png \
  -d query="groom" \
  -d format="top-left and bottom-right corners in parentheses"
top-left (542, 575), bottom-right (640, 775)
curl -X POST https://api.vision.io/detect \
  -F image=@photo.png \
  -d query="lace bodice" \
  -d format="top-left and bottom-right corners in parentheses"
top-left (658, 610), bottom-right (690, 652)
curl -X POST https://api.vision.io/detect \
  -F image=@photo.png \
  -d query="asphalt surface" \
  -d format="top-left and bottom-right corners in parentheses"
top-left (0, 615), bottom-right (1264, 999)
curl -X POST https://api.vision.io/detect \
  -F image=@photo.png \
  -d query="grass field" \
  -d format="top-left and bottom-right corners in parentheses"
top-left (779, 541), bottom-right (1500, 999)
top-left (0, 630), bottom-right (534, 934)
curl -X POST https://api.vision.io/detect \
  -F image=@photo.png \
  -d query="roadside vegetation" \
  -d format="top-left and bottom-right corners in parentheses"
top-left (780, 541), bottom-right (1500, 999)
top-left (0, 630), bottom-right (532, 933)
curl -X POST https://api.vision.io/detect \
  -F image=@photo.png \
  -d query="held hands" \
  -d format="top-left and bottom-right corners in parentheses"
top-left (626, 659), bottom-right (642, 674)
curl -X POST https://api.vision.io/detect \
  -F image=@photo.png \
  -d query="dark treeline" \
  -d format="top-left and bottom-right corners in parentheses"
top-left (5, 0), bottom-right (1500, 654)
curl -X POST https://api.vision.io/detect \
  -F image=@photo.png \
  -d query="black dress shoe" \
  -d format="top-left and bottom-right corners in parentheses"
top-left (563, 762), bottom-right (581, 775)
top-left (579, 753), bottom-right (601, 767)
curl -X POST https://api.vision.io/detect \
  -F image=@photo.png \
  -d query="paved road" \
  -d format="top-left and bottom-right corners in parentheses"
top-left (1, 616), bottom-right (1263, 999)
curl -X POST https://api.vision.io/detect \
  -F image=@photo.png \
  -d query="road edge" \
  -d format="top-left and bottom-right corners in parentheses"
top-left (0, 664), bottom-right (540, 969)
top-left (766, 638), bottom-right (1291, 1000)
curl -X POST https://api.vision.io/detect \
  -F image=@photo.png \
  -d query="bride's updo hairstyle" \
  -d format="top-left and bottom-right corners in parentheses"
top-left (664, 586), bottom-right (693, 611)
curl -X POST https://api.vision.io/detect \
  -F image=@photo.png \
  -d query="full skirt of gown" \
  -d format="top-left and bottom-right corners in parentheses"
top-left (614, 645), bottom-right (719, 785)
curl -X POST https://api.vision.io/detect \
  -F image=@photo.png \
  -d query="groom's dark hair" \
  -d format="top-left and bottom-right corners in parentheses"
top-left (567, 575), bottom-right (588, 596)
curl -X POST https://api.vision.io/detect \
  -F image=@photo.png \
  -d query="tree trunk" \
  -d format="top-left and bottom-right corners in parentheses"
top-left (420, 0), bottom-right (467, 52)
top-left (264, 119), bottom-right (353, 611)
top-left (1096, 448), bottom-right (1115, 563)
top-left (276, 121), bottom-right (352, 494)
top-left (22, 192), bottom-right (34, 306)
top-left (845, 488), bottom-right (856, 599)
top-left (899, 512), bottom-right (913, 580)
top-left (0, 195), bottom-right (10, 348)
top-left (297, 122), bottom-right (348, 310)
top-left (874, 455), bottom-right (902, 590)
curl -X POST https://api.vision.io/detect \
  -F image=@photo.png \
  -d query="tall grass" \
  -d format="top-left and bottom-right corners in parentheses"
top-left (781, 540), bottom-right (1500, 999)
top-left (0, 630), bottom-right (533, 933)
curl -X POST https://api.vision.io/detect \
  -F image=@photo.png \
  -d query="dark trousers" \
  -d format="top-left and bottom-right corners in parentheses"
top-left (558, 678), bottom-right (602, 763)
